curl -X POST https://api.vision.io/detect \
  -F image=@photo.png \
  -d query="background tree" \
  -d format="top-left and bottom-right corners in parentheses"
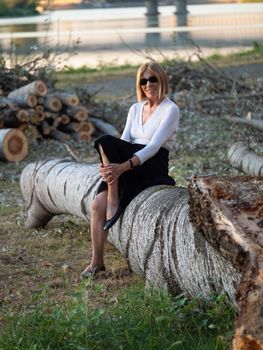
top-left (0, 0), bottom-right (39, 17)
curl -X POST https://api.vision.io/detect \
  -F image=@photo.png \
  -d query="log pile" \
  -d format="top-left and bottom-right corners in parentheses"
top-left (0, 80), bottom-right (94, 142)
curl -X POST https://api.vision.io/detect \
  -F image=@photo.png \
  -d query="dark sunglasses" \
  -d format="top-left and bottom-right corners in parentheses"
top-left (140, 75), bottom-right (158, 86)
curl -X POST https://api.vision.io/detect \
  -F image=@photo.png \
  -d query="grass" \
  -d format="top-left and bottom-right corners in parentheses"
top-left (206, 42), bottom-right (263, 66)
top-left (0, 282), bottom-right (235, 350)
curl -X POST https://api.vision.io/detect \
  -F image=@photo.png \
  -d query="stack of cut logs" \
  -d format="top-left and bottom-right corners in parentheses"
top-left (0, 80), bottom-right (94, 143)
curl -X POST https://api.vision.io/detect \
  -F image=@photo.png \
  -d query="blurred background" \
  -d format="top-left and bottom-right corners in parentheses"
top-left (0, 0), bottom-right (262, 67)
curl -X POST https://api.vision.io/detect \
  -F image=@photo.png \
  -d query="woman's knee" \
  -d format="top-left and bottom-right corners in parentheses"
top-left (92, 193), bottom-right (107, 214)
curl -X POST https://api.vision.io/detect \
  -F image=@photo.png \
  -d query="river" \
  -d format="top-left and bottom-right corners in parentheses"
top-left (0, 3), bottom-right (262, 67)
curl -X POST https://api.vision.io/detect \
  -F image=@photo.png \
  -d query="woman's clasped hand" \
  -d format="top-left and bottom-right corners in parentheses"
top-left (99, 163), bottom-right (122, 185)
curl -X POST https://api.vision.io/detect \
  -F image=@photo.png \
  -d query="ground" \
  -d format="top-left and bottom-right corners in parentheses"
top-left (0, 60), bottom-right (262, 322)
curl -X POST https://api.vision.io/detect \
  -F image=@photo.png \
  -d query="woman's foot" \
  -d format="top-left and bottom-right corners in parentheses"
top-left (106, 200), bottom-right (119, 221)
top-left (103, 206), bottom-right (123, 231)
top-left (80, 264), bottom-right (106, 279)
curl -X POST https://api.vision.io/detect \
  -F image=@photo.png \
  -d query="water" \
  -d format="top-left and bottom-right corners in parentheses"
top-left (0, 3), bottom-right (262, 67)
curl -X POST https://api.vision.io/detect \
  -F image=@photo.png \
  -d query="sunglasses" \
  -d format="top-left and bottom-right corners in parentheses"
top-left (140, 75), bottom-right (158, 86)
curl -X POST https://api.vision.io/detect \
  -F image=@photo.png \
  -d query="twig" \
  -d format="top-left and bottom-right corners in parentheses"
top-left (63, 143), bottom-right (79, 162)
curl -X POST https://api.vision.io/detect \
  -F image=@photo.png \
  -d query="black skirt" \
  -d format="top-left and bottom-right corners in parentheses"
top-left (94, 135), bottom-right (175, 210)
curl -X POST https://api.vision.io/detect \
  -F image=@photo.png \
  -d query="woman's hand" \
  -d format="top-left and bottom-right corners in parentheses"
top-left (100, 163), bottom-right (124, 184)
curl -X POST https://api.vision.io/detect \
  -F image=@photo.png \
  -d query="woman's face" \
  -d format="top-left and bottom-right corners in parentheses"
top-left (140, 68), bottom-right (159, 100)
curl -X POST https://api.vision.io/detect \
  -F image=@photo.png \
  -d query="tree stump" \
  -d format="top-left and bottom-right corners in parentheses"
top-left (189, 175), bottom-right (263, 350)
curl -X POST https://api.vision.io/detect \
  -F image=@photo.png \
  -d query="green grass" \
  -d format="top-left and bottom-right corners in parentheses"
top-left (0, 282), bottom-right (235, 350)
top-left (61, 62), bottom-right (138, 75)
top-left (206, 42), bottom-right (263, 66)
top-left (57, 43), bottom-right (263, 81)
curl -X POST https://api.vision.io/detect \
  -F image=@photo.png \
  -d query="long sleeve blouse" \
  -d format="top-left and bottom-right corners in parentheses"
top-left (121, 97), bottom-right (180, 164)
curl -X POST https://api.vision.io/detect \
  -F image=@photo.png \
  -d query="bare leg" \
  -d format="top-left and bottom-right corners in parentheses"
top-left (81, 191), bottom-right (108, 276)
top-left (98, 144), bottom-right (119, 219)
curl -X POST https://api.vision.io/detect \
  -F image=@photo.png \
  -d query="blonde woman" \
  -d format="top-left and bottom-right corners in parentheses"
top-left (81, 61), bottom-right (180, 278)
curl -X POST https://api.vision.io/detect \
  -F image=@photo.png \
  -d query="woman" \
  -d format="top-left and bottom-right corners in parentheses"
top-left (81, 61), bottom-right (180, 278)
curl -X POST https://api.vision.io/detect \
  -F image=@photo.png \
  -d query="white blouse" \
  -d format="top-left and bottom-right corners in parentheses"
top-left (121, 97), bottom-right (180, 164)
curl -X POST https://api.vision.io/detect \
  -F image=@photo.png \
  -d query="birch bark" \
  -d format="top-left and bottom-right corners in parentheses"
top-left (20, 158), bottom-right (240, 300)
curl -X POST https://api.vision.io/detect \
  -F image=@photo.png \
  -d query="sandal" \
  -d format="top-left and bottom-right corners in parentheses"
top-left (80, 265), bottom-right (106, 279)
top-left (103, 206), bottom-right (123, 231)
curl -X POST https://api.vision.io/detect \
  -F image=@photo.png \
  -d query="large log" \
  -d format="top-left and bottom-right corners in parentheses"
top-left (89, 115), bottom-right (120, 137)
top-left (8, 94), bottom-right (37, 108)
top-left (0, 97), bottom-right (17, 109)
top-left (189, 176), bottom-right (263, 350)
top-left (20, 160), bottom-right (263, 349)
top-left (58, 122), bottom-right (82, 133)
top-left (49, 130), bottom-right (70, 142)
top-left (71, 131), bottom-right (91, 142)
top-left (66, 106), bottom-right (88, 121)
top-left (0, 128), bottom-right (28, 162)
top-left (228, 142), bottom-right (263, 177)
top-left (55, 92), bottom-right (79, 106)
top-left (16, 109), bottom-right (29, 123)
top-left (79, 121), bottom-right (94, 135)
top-left (8, 81), bottom-right (48, 99)
top-left (20, 159), bottom-right (240, 301)
top-left (43, 95), bottom-right (62, 112)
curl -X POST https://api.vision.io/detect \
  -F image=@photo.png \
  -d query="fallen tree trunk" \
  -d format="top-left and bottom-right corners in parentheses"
top-left (189, 175), bottom-right (263, 350)
top-left (20, 158), bottom-right (240, 299)
top-left (20, 159), bottom-right (263, 349)
top-left (89, 115), bottom-right (120, 137)
top-left (228, 142), bottom-right (263, 176)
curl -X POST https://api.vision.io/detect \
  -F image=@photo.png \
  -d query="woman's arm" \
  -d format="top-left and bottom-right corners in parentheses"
top-left (134, 106), bottom-right (179, 164)
top-left (120, 105), bottom-right (134, 142)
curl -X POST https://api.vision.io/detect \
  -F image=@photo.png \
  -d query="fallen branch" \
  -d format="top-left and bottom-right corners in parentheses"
top-left (222, 115), bottom-right (263, 132)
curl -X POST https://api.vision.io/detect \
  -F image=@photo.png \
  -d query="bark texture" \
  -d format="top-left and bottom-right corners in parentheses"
top-left (20, 158), bottom-right (240, 301)
top-left (228, 142), bottom-right (263, 177)
top-left (189, 175), bottom-right (263, 350)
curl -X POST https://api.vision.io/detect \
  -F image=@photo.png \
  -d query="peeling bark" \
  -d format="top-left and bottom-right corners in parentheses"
top-left (188, 175), bottom-right (263, 350)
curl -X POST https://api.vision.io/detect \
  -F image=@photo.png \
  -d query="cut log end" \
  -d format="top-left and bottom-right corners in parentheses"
top-left (0, 128), bottom-right (28, 162)
top-left (36, 81), bottom-right (48, 96)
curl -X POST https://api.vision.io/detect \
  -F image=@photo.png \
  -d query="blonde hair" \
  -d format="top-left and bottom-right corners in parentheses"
top-left (136, 61), bottom-right (168, 102)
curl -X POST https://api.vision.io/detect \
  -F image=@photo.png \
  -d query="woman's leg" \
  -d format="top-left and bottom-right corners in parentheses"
top-left (81, 191), bottom-right (108, 276)
top-left (98, 144), bottom-right (119, 220)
